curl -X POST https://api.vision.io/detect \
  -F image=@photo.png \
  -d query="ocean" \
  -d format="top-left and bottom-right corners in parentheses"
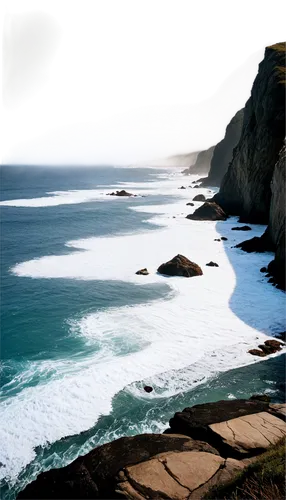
top-left (0, 165), bottom-right (285, 499)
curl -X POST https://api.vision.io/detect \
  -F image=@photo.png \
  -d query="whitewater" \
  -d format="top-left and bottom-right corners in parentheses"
top-left (0, 169), bottom-right (285, 487)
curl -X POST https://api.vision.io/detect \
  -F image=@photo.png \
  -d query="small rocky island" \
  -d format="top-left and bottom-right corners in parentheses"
top-left (157, 254), bottom-right (203, 278)
top-left (107, 190), bottom-right (136, 197)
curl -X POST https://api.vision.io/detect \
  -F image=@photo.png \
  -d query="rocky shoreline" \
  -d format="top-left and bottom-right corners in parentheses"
top-left (18, 398), bottom-right (286, 499)
top-left (15, 42), bottom-right (286, 499)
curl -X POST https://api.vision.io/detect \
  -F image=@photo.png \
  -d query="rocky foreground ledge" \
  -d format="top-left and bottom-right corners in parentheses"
top-left (18, 398), bottom-right (286, 499)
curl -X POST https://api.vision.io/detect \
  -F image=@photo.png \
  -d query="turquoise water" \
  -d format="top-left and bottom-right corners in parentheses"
top-left (0, 166), bottom-right (285, 499)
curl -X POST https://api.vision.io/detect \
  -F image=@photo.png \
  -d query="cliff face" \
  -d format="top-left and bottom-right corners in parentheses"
top-left (265, 144), bottom-right (286, 288)
top-left (185, 145), bottom-right (215, 175)
top-left (202, 109), bottom-right (244, 186)
top-left (214, 43), bottom-right (285, 223)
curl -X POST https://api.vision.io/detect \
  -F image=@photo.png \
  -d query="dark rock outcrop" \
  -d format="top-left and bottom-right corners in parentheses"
top-left (157, 254), bottom-right (203, 278)
top-left (235, 234), bottom-right (273, 253)
top-left (18, 434), bottom-right (212, 499)
top-left (248, 339), bottom-right (283, 357)
top-left (248, 349), bottom-right (267, 357)
top-left (186, 202), bottom-right (194, 206)
top-left (213, 43), bottom-right (285, 224)
top-left (193, 194), bottom-right (206, 202)
top-left (263, 143), bottom-right (286, 289)
top-left (187, 202), bottom-right (227, 221)
top-left (135, 268), bottom-right (149, 276)
top-left (221, 237), bottom-right (228, 241)
top-left (17, 399), bottom-right (286, 499)
top-left (143, 386), bottom-right (153, 393)
top-left (249, 394), bottom-right (271, 403)
top-left (107, 190), bottom-right (135, 197)
top-left (231, 225), bottom-right (252, 231)
top-left (206, 261), bottom-right (219, 267)
top-left (201, 109), bottom-right (244, 187)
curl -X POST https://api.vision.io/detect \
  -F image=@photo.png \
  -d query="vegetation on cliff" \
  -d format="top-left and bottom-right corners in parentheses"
top-left (205, 437), bottom-right (285, 500)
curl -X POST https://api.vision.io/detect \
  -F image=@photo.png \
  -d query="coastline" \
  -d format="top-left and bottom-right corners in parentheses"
top-left (1, 166), bottom-right (285, 497)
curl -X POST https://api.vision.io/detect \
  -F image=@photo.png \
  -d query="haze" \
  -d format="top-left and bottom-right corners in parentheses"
top-left (1, 47), bottom-right (264, 166)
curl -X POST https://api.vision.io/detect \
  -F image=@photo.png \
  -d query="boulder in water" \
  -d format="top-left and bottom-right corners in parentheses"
top-left (157, 254), bottom-right (203, 278)
top-left (187, 202), bottom-right (227, 221)
top-left (136, 268), bottom-right (149, 276)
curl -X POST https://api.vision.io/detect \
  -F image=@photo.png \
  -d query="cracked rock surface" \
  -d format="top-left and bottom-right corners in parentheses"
top-left (209, 411), bottom-right (286, 457)
top-left (17, 402), bottom-right (286, 500)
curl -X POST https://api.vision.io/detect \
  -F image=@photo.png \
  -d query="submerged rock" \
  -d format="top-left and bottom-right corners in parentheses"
top-left (157, 254), bottom-right (203, 278)
top-left (187, 202), bottom-right (227, 221)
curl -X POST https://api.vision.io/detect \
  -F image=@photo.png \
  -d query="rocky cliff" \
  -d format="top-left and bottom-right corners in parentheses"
top-left (183, 145), bottom-right (215, 175)
top-left (17, 399), bottom-right (286, 500)
top-left (265, 143), bottom-right (286, 288)
top-left (214, 42), bottom-right (285, 223)
top-left (201, 109), bottom-right (244, 187)
top-left (212, 42), bottom-right (285, 288)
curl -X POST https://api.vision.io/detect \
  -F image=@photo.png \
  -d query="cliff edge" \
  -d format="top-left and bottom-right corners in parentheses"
top-left (214, 42), bottom-right (285, 223)
top-left (213, 42), bottom-right (285, 288)
top-left (17, 399), bottom-right (286, 500)
top-left (202, 108), bottom-right (244, 187)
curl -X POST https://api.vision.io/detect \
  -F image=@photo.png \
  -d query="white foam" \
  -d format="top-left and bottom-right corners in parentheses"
top-left (0, 172), bottom-right (206, 208)
top-left (1, 171), bottom-right (285, 482)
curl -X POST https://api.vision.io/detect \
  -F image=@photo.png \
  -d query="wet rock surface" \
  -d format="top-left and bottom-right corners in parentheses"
top-left (157, 254), bottom-right (203, 278)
